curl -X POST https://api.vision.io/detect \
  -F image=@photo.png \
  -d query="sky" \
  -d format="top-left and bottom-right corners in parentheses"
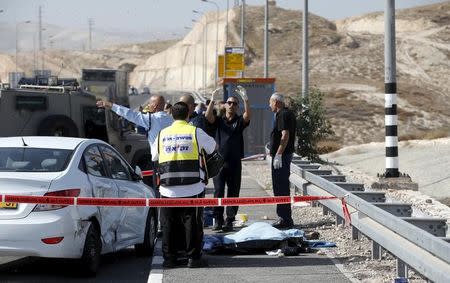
top-left (0, 0), bottom-right (446, 36)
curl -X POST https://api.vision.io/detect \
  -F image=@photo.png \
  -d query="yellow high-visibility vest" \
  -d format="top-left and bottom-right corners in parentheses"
top-left (157, 120), bottom-right (201, 186)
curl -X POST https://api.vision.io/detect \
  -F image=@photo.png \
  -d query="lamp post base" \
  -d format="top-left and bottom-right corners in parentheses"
top-left (371, 173), bottom-right (418, 191)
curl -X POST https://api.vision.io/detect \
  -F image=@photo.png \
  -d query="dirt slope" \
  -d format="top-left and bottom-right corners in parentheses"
top-left (234, 3), bottom-right (450, 146)
top-left (1, 3), bottom-right (448, 147)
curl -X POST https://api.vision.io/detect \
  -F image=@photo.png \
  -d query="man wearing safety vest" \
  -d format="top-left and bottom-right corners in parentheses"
top-left (152, 101), bottom-right (216, 268)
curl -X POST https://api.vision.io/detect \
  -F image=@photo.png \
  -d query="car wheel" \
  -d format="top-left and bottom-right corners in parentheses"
top-left (135, 209), bottom-right (157, 257)
top-left (79, 222), bottom-right (102, 276)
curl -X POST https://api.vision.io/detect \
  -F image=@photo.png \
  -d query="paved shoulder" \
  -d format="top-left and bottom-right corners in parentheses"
top-left (160, 172), bottom-right (350, 283)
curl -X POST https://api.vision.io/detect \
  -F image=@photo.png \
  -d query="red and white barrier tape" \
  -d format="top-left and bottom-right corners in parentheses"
top-left (141, 170), bottom-right (154, 177)
top-left (1, 194), bottom-right (352, 225)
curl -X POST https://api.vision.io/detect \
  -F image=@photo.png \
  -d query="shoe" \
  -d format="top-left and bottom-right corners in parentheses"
top-left (162, 258), bottom-right (188, 268)
top-left (305, 231), bottom-right (320, 240)
top-left (162, 259), bottom-right (177, 268)
top-left (221, 218), bottom-right (233, 232)
top-left (187, 258), bottom-right (209, 268)
top-left (272, 218), bottom-right (294, 229)
top-left (212, 218), bottom-right (223, 231)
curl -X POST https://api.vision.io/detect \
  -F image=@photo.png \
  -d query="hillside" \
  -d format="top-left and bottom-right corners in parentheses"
top-left (0, 3), bottom-right (449, 147)
top-left (236, 3), bottom-right (450, 146)
top-left (0, 39), bottom-right (177, 82)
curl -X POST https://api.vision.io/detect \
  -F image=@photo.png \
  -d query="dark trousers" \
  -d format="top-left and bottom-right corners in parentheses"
top-left (272, 153), bottom-right (293, 223)
top-left (160, 192), bottom-right (204, 260)
top-left (213, 161), bottom-right (242, 221)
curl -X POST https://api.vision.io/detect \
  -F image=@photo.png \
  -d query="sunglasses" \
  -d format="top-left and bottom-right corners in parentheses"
top-left (226, 101), bottom-right (238, 106)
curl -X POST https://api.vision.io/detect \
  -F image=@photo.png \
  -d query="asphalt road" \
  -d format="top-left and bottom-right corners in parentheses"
top-left (0, 248), bottom-right (153, 283)
top-left (0, 167), bottom-right (351, 283)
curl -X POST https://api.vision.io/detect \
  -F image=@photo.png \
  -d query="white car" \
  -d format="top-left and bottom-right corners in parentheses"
top-left (0, 137), bottom-right (157, 275)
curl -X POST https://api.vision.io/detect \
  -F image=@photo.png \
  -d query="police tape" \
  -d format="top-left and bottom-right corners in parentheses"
top-left (141, 170), bottom-right (154, 177)
top-left (1, 194), bottom-right (352, 225)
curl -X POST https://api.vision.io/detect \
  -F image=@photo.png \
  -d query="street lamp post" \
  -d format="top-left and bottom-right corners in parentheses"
top-left (240, 0), bottom-right (245, 47)
top-left (264, 0), bottom-right (269, 78)
top-left (240, 0), bottom-right (245, 77)
top-left (193, 14), bottom-right (208, 94)
top-left (201, 0), bottom-right (219, 88)
top-left (180, 44), bottom-right (191, 92)
top-left (15, 20), bottom-right (31, 73)
top-left (302, 0), bottom-right (309, 99)
top-left (184, 26), bottom-right (195, 91)
top-left (225, 0), bottom-right (229, 46)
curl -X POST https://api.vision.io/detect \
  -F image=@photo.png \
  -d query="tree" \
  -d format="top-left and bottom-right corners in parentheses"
top-left (289, 88), bottom-right (334, 162)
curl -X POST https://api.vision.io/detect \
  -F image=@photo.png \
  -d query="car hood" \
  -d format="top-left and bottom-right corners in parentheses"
top-left (0, 172), bottom-right (62, 220)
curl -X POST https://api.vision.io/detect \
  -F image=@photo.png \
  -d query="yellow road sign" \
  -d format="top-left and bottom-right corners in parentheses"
top-left (225, 47), bottom-right (245, 71)
top-left (218, 55), bottom-right (240, 78)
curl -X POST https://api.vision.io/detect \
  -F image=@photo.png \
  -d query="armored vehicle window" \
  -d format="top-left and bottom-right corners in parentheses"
top-left (82, 70), bottom-right (115, 82)
top-left (16, 96), bottom-right (47, 111)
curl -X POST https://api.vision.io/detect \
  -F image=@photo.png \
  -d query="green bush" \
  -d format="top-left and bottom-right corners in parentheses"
top-left (289, 88), bottom-right (334, 162)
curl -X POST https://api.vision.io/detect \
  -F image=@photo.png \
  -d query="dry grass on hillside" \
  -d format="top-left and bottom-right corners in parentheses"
top-left (231, 4), bottom-right (450, 146)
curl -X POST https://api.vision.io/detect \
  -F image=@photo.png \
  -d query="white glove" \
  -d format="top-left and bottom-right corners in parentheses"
top-left (211, 87), bottom-right (222, 101)
top-left (273, 154), bottom-right (282, 169)
top-left (236, 85), bottom-right (248, 101)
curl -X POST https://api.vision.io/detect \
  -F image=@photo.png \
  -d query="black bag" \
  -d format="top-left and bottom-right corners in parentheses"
top-left (202, 149), bottom-right (224, 179)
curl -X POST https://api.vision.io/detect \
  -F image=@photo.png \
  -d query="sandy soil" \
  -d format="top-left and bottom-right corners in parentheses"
top-left (244, 158), bottom-right (450, 282)
top-left (322, 137), bottom-right (450, 200)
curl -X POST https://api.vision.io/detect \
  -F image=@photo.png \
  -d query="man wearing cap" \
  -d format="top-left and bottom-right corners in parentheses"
top-left (205, 86), bottom-right (251, 232)
top-left (268, 92), bottom-right (297, 229)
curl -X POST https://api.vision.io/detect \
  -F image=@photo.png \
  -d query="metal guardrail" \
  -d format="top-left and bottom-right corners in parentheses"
top-left (267, 154), bottom-right (450, 282)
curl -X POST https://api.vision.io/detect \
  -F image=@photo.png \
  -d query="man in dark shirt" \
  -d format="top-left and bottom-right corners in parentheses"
top-left (205, 86), bottom-right (250, 231)
top-left (180, 94), bottom-right (216, 137)
top-left (269, 93), bottom-right (296, 229)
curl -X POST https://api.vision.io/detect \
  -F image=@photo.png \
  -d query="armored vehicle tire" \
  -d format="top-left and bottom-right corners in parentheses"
top-left (37, 115), bottom-right (79, 137)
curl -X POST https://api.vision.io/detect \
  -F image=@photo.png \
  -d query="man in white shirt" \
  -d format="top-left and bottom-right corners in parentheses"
top-left (97, 95), bottom-right (173, 187)
top-left (96, 95), bottom-right (173, 156)
top-left (152, 101), bottom-right (215, 268)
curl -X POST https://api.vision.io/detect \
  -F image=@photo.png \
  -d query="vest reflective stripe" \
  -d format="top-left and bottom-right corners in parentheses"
top-left (160, 171), bottom-right (200, 179)
top-left (158, 120), bottom-right (201, 186)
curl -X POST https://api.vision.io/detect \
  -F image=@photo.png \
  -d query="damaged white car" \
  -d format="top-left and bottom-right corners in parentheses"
top-left (0, 137), bottom-right (157, 275)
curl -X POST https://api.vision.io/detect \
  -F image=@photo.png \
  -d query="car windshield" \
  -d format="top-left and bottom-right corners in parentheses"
top-left (0, 148), bottom-right (73, 172)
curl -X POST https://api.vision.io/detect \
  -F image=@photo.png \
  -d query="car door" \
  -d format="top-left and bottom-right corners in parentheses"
top-left (99, 145), bottom-right (147, 246)
top-left (83, 145), bottom-right (122, 251)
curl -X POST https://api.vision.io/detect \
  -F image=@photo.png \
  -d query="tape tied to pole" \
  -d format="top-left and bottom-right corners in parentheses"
top-left (1, 194), bottom-right (351, 225)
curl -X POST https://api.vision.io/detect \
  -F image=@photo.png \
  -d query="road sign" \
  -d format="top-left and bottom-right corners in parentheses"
top-left (218, 55), bottom-right (239, 78)
top-left (225, 47), bottom-right (245, 71)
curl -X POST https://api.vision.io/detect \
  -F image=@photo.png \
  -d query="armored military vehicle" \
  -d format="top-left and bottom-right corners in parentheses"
top-left (0, 69), bottom-right (151, 174)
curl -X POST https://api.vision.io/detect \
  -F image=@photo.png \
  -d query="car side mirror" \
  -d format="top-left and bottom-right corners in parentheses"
top-left (134, 165), bottom-right (143, 180)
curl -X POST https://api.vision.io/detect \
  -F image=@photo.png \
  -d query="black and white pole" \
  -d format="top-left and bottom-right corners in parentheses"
top-left (384, 0), bottom-right (399, 178)
top-left (302, 0), bottom-right (309, 99)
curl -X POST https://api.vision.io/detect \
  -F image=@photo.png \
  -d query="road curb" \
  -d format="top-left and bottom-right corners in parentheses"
top-left (147, 240), bottom-right (163, 283)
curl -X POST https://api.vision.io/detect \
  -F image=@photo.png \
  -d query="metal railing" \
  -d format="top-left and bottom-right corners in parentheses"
top-left (267, 154), bottom-right (450, 282)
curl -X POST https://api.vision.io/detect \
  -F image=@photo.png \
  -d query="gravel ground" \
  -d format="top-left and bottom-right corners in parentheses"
top-left (242, 159), bottom-right (450, 283)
